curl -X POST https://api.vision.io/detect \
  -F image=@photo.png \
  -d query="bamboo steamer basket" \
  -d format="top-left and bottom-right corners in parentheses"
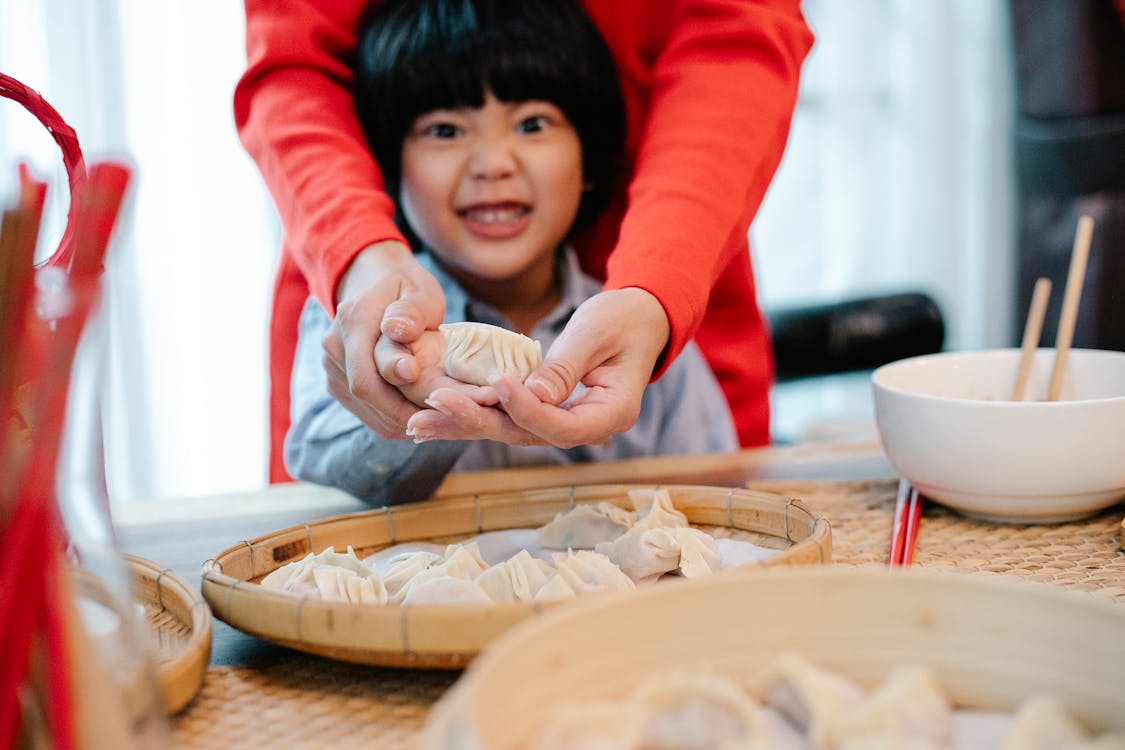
top-left (423, 567), bottom-right (1125, 749)
top-left (200, 484), bottom-right (831, 668)
top-left (69, 555), bottom-right (211, 714)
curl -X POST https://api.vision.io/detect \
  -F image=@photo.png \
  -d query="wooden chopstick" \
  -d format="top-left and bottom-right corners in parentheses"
top-left (1011, 277), bottom-right (1051, 401)
top-left (888, 478), bottom-right (922, 567)
top-left (1047, 215), bottom-right (1094, 401)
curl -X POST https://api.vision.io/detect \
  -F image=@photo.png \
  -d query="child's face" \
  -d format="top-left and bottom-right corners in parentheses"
top-left (399, 91), bottom-right (584, 291)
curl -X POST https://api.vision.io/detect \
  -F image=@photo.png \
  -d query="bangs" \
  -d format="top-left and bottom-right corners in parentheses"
top-left (355, 0), bottom-right (626, 239)
top-left (358, 1), bottom-right (595, 134)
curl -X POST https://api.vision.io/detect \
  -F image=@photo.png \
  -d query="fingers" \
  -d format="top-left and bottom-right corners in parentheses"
top-left (491, 376), bottom-right (635, 448)
top-left (323, 319), bottom-right (418, 438)
top-left (381, 280), bottom-right (445, 343)
top-left (374, 335), bottom-right (419, 385)
top-left (406, 388), bottom-right (544, 445)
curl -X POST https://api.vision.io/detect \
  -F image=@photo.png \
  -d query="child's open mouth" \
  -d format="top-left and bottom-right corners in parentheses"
top-left (458, 202), bottom-right (532, 239)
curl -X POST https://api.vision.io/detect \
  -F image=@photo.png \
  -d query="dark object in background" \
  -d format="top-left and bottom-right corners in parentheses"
top-left (1010, 0), bottom-right (1125, 352)
top-left (769, 292), bottom-right (945, 382)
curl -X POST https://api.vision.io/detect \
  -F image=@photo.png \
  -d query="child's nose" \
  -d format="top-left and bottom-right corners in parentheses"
top-left (468, 137), bottom-right (517, 180)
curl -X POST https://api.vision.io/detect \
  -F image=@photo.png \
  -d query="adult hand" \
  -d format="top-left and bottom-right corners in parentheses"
top-left (405, 288), bottom-right (670, 447)
top-left (323, 240), bottom-right (446, 438)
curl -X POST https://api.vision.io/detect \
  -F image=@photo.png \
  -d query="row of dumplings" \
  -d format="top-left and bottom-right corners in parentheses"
top-left (531, 653), bottom-right (1125, 750)
top-left (259, 489), bottom-right (729, 606)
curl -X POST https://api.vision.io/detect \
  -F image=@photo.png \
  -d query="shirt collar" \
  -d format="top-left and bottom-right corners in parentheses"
top-left (416, 246), bottom-right (597, 338)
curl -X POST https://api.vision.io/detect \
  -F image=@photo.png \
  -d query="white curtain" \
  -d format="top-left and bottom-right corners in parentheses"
top-left (0, 0), bottom-right (277, 506)
top-left (0, 1), bottom-right (1015, 505)
top-left (757, 0), bottom-right (1016, 440)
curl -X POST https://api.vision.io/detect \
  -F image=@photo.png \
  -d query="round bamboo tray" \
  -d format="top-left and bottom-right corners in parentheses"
top-left (69, 555), bottom-right (211, 714)
top-left (423, 567), bottom-right (1125, 749)
top-left (200, 484), bottom-right (831, 669)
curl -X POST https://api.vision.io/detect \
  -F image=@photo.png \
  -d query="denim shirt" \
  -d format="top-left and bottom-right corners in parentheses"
top-left (286, 248), bottom-right (738, 506)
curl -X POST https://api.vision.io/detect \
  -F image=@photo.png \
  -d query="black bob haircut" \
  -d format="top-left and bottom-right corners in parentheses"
top-left (354, 0), bottom-right (627, 242)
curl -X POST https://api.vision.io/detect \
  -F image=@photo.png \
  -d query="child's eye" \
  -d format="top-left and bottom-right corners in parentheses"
top-left (516, 116), bottom-right (550, 134)
top-left (425, 122), bottom-right (461, 139)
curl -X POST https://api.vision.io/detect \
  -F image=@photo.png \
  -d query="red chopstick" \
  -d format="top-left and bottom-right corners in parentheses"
top-left (888, 479), bottom-right (923, 567)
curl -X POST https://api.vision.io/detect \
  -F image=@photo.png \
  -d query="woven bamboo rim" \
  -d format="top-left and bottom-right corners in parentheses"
top-left (201, 484), bottom-right (831, 669)
top-left (70, 555), bottom-right (211, 714)
top-left (124, 554), bottom-right (212, 713)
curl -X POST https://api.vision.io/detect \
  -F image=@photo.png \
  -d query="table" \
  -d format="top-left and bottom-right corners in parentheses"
top-left (116, 441), bottom-right (894, 667)
top-left (114, 441), bottom-right (1125, 749)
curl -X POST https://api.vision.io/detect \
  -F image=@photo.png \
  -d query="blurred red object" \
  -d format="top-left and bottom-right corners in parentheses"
top-left (887, 478), bottom-right (923, 567)
top-left (0, 72), bottom-right (131, 750)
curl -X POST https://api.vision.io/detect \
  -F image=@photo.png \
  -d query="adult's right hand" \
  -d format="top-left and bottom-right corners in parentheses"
top-left (323, 240), bottom-right (446, 438)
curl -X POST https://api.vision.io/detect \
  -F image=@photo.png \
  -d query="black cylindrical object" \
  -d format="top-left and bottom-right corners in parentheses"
top-left (769, 292), bottom-right (945, 382)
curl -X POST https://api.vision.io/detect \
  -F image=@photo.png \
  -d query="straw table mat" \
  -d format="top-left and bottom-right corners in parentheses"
top-left (171, 479), bottom-right (1125, 750)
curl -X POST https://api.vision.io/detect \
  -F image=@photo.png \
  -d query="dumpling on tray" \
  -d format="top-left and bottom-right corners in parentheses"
top-left (392, 543), bottom-right (488, 604)
top-left (1001, 696), bottom-right (1125, 750)
top-left (439, 321), bottom-right (542, 386)
top-left (760, 652), bottom-right (868, 750)
top-left (551, 550), bottom-right (634, 594)
top-left (476, 549), bottom-right (555, 603)
top-left (537, 501), bottom-right (637, 550)
top-left (260, 545), bottom-right (377, 598)
top-left (837, 666), bottom-right (952, 750)
top-left (628, 487), bottom-right (690, 532)
top-left (635, 670), bottom-right (765, 750)
top-left (312, 565), bottom-right (387, 604)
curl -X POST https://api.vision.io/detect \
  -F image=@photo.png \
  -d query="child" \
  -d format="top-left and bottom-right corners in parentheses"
top-left (285, 0), bottom-right (737, 505)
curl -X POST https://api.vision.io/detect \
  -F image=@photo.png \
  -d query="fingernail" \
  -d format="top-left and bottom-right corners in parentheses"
top-left (486, 374), bottom-right (510, 404)
top-left (412, 434), bottom-right (433, 444)
top-left (525, 376), bottom-right (556, 402)
top-left (405, 425), bottom-right (416, 437)
top-left (424, 397), bottom-right (451, 416)
top-left (395, 357), bottom-right (413, 380)
top-left (384, 317), bottom-right (409, 338)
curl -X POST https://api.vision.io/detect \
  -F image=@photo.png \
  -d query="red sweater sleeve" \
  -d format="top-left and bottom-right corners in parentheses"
top-left (601, 0), bottom-right (813, 376)
top-left (234, 0), bottom-right (404, 315)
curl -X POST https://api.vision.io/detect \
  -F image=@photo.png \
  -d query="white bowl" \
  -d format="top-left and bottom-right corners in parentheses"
top-left (872, 348), bottom-right (1125, 523)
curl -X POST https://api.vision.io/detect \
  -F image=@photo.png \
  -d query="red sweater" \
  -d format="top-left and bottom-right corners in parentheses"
top-left (235, 0), bottom-right (813, 482)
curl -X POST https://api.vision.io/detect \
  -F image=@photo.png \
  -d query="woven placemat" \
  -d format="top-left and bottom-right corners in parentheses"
top-left (746, 478), bottom-right (1125, 602)
top-left (171, 479), bottom-right (1125, 749)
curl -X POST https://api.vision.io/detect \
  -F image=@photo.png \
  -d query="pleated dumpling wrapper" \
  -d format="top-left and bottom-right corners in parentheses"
top-left (537, 501), bottom-right (638, 550)
top-left (391, 543), bottom-right (488, 604)
top-left (439, 321), bottom-right (542, 386)
top-left (260, 545), bottom-right (378, 599)
top-left (551, 549), bottom-right (635, 594)
top-left (475, 549), bottom-right (555, 603)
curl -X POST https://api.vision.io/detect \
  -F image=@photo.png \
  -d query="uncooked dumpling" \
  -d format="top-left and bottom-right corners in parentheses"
top-left (537, 501), bottom-right (637, 550)
top-left (635, 670), bottom-right (764, 750)
top-left (551, 549), bottom-right (635, 593)
top-left (595, 527), bottom-right (681, 584)
top-left (627, 488), bottom-right (689, 532)
top-left (439, 321), bottom-right (542, 386)
top-left (400, 576), bottom-right (493, 606)
top-left (475, 549), bottom-right (555, 603)
top-left (312, 565), bottom-right (388, 604)
top-left (761, 653), bottom-right (868, 750)
top-left (837, 665), bottom-right (952, 749)
top-left (674, 527), bottom-right (723, 578)
top-left (1001, 696), bottom-right (1125, 750)
top-left (381, 550), bottom-right (442, 600)
top-left (534, 573), bottom-right (578, 603)
top-left (260, 545), bottom-right (373, 596)
top-left (392, 543), bottom-right (488, 603)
